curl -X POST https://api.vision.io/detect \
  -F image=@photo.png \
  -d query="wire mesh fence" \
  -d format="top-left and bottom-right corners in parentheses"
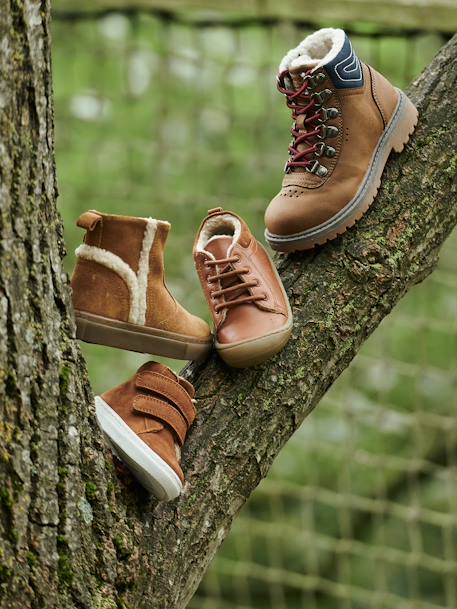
top-left (51, 6), bottom-right (456, 608)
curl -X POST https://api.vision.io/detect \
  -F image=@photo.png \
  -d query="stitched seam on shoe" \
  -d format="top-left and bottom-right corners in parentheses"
top-left (133, 394), bottom-right (188, 444)
top-left (136, 372), bottom-right (196, 423)
top-left (368, 65), bottom-right (387, 128)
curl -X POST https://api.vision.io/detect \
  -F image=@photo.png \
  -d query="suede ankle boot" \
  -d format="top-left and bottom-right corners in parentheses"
top-left (194, 207), bottom-right (292, 368)
top-left (71, 211), bottom-right (212, 360)
top-left (96, 361), bottom-right (196, 500)
top-left (265, 28), bottom-right (418, 252)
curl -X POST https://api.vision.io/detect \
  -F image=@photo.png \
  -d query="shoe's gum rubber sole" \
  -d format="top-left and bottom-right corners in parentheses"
top-left (216, 322), bottom-right (292, 368)
top-left (265, 90), bottom-right (418, 253)
top-left (75, 311), bottom-right (213, 360)
top-left (216, 260), bottom-right (293, 368)
top-left (95, 396), bottom-right (182, 500)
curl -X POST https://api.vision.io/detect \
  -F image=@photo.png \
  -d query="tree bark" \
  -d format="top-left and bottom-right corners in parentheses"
top-left (0, 2), bottom-right (455, 607)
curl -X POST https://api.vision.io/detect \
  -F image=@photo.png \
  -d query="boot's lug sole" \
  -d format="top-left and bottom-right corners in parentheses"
top-left (265, 90), bottom-right (418, 252)
top-left (95, 396), bottom-right (182, 500)
top-left (75, 311), bottom-right (212, 361)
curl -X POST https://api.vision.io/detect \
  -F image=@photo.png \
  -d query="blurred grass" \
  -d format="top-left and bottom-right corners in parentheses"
top-left (52, 12), bottom-right (456, 609)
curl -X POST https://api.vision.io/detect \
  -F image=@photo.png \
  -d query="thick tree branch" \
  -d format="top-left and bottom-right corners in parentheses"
top-left (142, 34), bottom-right (457, 609)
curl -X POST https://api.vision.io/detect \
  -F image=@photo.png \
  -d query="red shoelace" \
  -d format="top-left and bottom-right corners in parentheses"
top-left (277, 68), bottom-right (328, 171)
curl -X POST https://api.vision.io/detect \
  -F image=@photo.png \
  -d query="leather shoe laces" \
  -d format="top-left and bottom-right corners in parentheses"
top-left (205, 256), bottom-right (265, 313)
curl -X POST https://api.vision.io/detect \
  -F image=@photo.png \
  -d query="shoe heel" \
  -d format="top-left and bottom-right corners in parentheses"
top-left (391, 93), bottom-right (418, 153)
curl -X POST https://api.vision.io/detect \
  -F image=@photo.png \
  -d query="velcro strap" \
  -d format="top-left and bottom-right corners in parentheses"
top-left (77, 210), bottom-right (102, 231)
top-left (133, 395), bottom-right (187, 445)
top-left (136, 371), bottom-right (196, 425)
top-left (178, 376), bottom-right (195, 399)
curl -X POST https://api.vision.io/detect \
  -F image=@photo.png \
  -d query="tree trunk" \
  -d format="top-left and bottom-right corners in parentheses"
top-left (0, 1), bottom-right (455, 607)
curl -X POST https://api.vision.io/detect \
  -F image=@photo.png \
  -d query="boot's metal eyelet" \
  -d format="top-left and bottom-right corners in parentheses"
top-left (314, 142), bottom-right (325, 157)
top-left (306, 160), bottom-right (328, 177)
top-left (318, 124), bottom-right (339, 139)
top-left (309, 72), bottom-right (326, 89)
top-left (326, 125), bottom-right (339, 138)
top-left (318, 107), bottom-right (339, 122)
top-left (313, 88), bottom-right (333, 105)
top-left (315, 142), bottom-right (337, 158)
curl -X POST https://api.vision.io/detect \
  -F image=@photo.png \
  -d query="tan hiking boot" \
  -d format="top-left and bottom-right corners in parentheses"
top-left (265, 28), bottom-right (418, 252)
top-left (71, 210), bottom-right (212, 360)
top-left (96, 361), bottom-right (196, 500)
top-left (194, 207), bottom-right (292, 368)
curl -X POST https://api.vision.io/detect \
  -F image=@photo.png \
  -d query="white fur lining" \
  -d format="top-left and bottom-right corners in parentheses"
top-left (75, 218), bottom-right (159, 326)
top-left (196, 213), bottom-right (242, 257)
top-left (279, 28), bottom-right (345, 73)
top-left (136, 219), bottom-right (157, 326)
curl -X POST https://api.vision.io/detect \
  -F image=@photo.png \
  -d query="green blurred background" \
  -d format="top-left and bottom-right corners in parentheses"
top-left (52, 2), bottom-right (457, 607)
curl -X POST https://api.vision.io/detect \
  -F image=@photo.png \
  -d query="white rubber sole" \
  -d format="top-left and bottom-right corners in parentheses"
top-left (95, 396), bottom-right (183, 501)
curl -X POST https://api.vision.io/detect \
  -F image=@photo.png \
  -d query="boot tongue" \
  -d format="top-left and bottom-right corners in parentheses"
top-left (204, 235), bottom-right (233, 260)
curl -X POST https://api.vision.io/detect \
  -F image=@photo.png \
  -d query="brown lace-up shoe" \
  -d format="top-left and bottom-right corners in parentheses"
top-left (194, 207), bottom-right (292, 368)
top-left (96, 361), bottom-right (196, 500)
top-left (265, 28), bottom-right (418, 252)
top-left (71, 210), bottom-right (212, 360)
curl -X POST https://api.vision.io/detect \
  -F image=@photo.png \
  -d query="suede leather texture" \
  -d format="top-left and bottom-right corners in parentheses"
top-left (72, 259), bottom-right (130, 321)
top-left (145, 223), bottom-right (210, 338)
top-left (71, 211), bottom-right (211, 340)
top-left (265, 63), bottom-right (399, 236)
top-left (194, 209), bottom-right (291, 344)
top-left (101, 361), bottom-right (196, 482)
